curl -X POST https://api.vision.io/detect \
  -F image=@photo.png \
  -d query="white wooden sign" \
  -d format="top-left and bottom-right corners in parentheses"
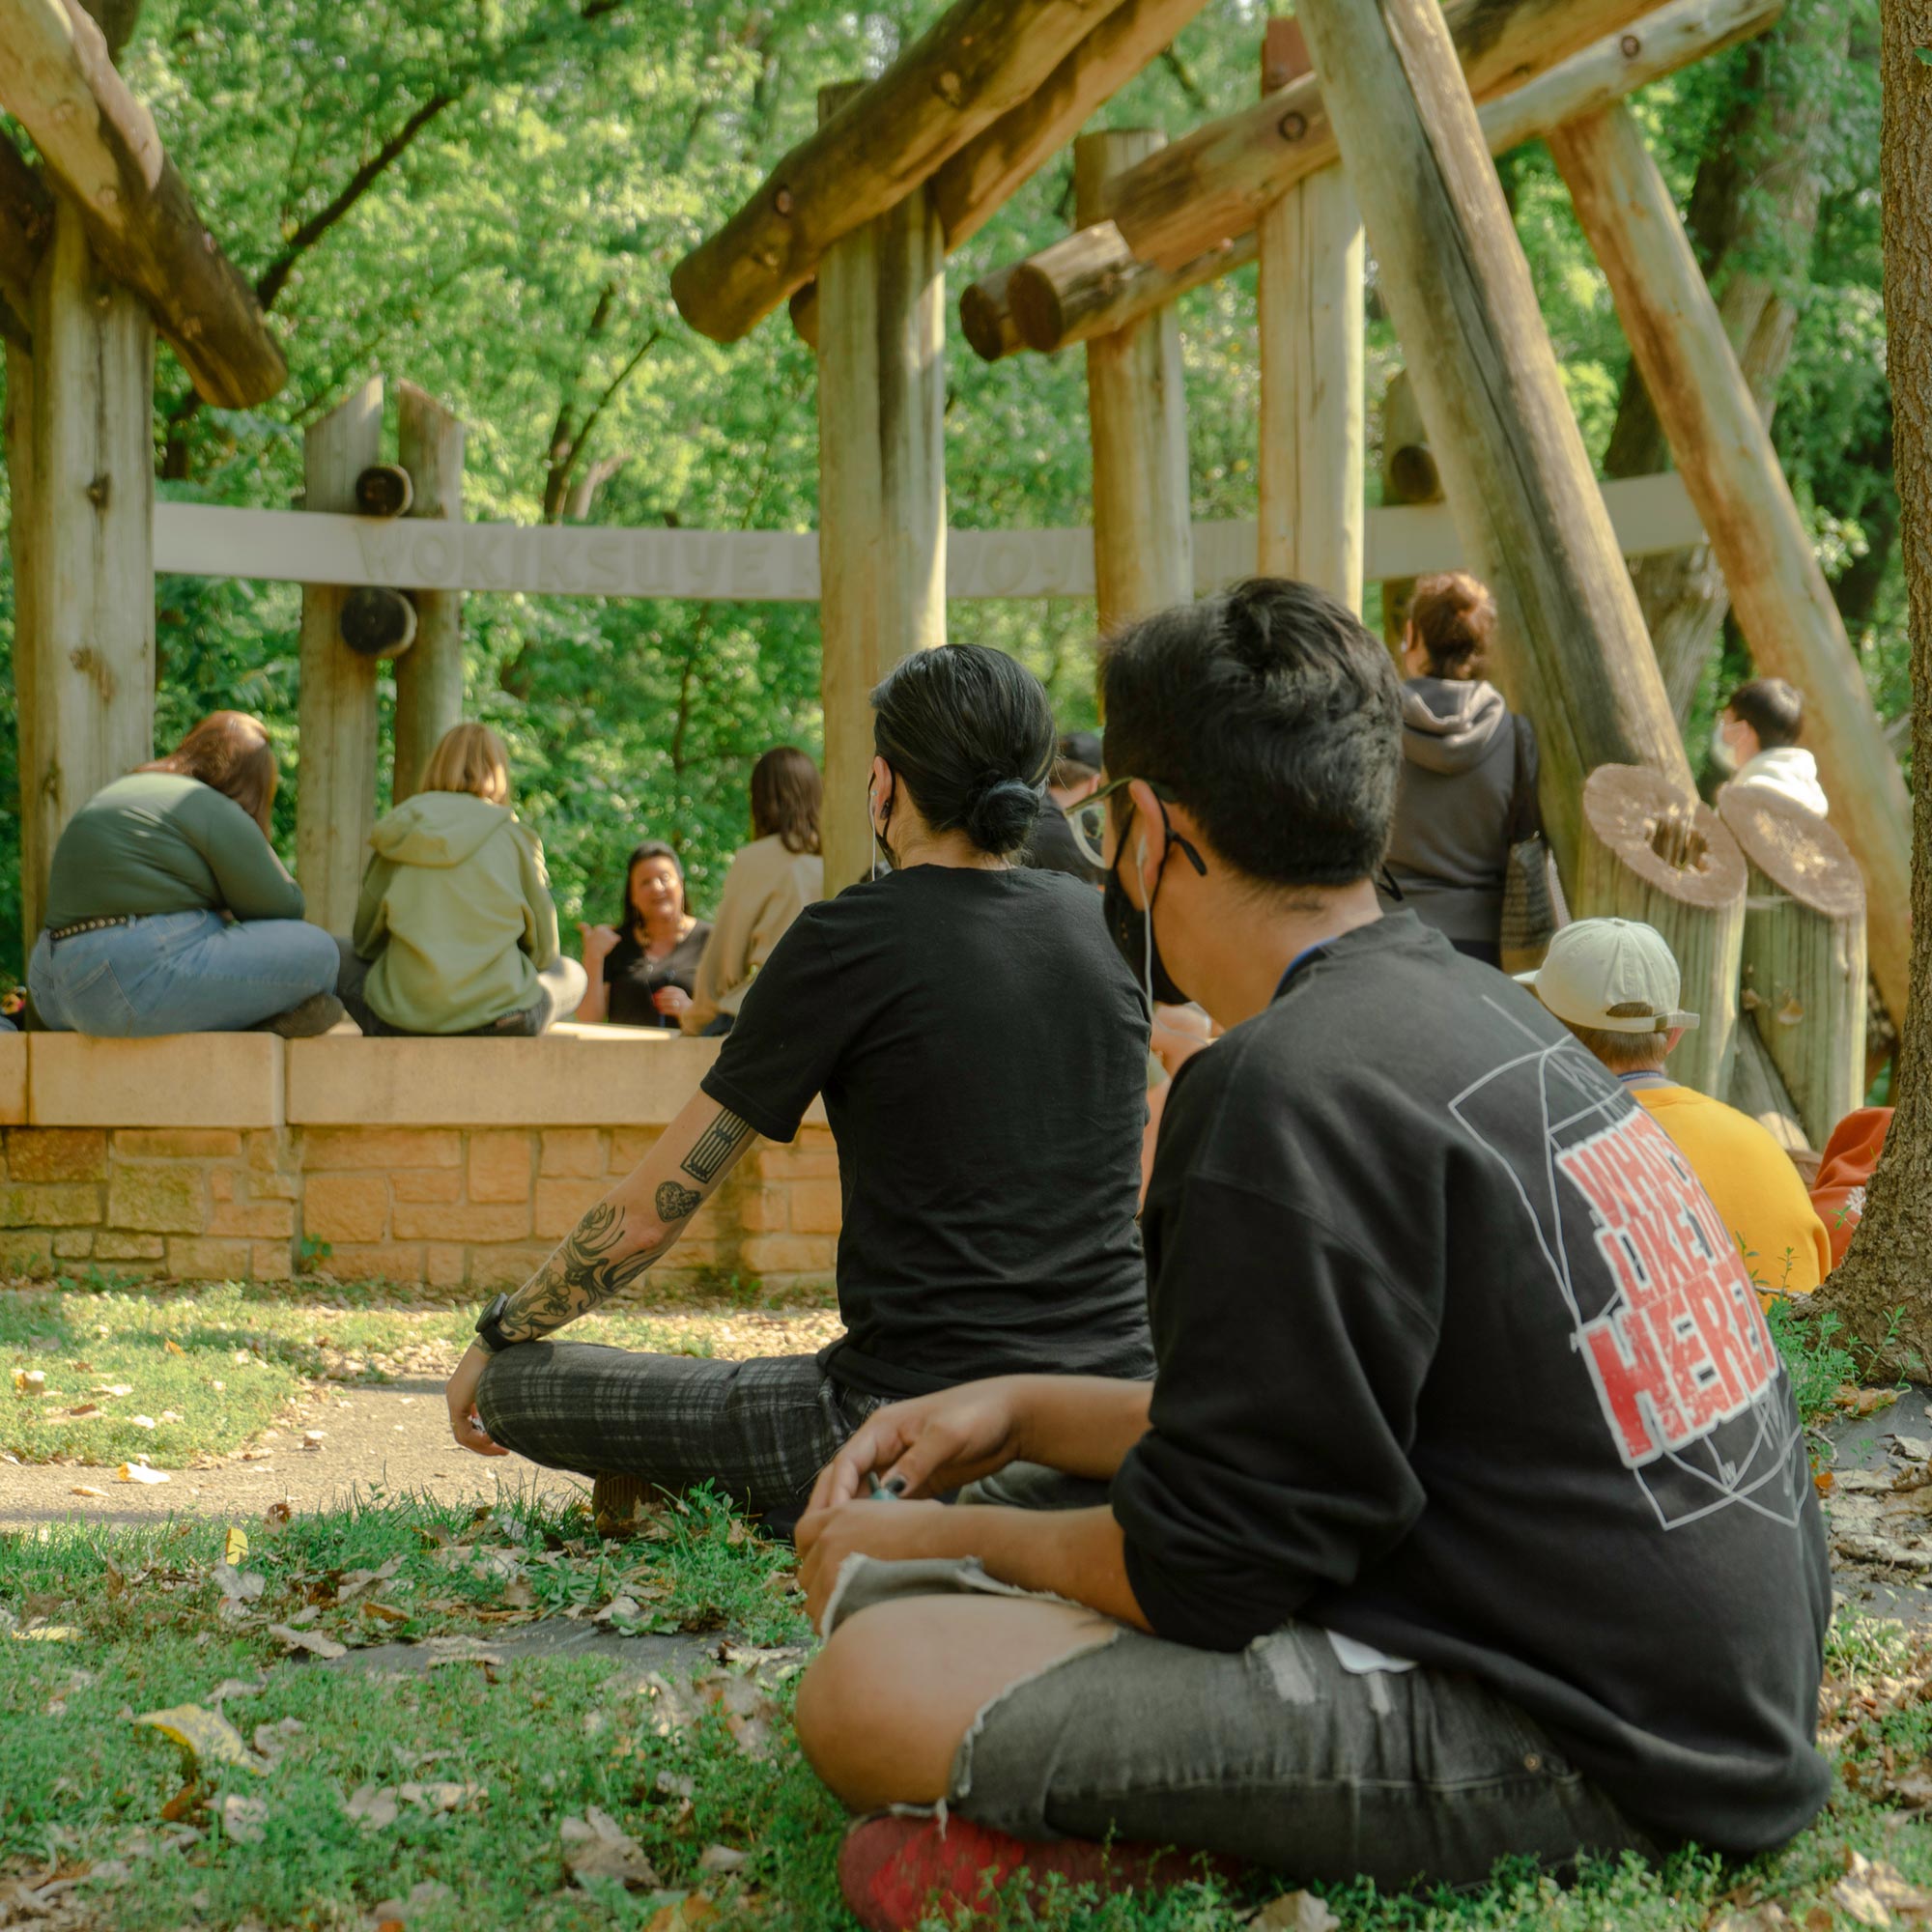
top-left (153, 472), bottom-right (1702, 602)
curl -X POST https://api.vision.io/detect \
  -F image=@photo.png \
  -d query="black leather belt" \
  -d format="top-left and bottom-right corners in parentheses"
top-left (46, 914), bottom-right (136, 944)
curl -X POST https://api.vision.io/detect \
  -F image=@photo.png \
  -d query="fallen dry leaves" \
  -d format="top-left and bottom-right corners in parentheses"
top-left (560, 1806), bottom-right (661, 1889)
top-left (1247, 1892), bottom-right (1341, 1931)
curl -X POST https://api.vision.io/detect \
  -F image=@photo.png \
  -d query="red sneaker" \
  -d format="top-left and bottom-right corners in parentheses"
top-left (838, 1812), bottom-right (1235, 1929)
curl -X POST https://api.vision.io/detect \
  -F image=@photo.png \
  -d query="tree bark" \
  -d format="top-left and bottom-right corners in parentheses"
top-left (1293, 0), bottom-right (1692, 887)
top-left (1550, 102), bottom-right (1914, 1028)
top-left (1819, 0), bottom-right (1932, 1356)
top-left (0, 0), bottom-right (284, 408)
top-left (965, 0), bottom-right (1779, 363)
top-left (673, 0), bottom-right (1150, 345)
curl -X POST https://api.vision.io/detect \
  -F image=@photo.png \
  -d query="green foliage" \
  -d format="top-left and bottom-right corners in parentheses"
top-left (0, 0), bottom-right (1908, 973)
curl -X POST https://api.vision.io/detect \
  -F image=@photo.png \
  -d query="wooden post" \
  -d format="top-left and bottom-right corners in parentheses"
top-left (10, 192), bottom-right (154, 952)
top-left (1292, 0), bottom-right (1691, 886)
top-left (1730, 1025), bottom-right (1808, 1152)
top-left (1076, 129), bottom-right (1192, 634)
top-left (1577, 766), bottom-right (1747, 1099)
top-left (1548, 102), bottom-right (1914, 1028)
top-left (1378, 367), bottom-right (1442, 652)
top-left (1256, 22), bottom-right (1364, 611)
top-left (392, 383), bottom-right (466, 805)
top-left (814, 83), bottom-right (947, 896)
top-left (296, 378), bottom-right (384, 933)
top-left (1718, 782), bottom-right (1867, 1149)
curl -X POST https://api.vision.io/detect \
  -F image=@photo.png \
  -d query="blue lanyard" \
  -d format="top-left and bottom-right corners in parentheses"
top-left (1271, 944), bottom-right (1329, 1004)
top-left (1616, 1069), bottom-right (1674, 1093)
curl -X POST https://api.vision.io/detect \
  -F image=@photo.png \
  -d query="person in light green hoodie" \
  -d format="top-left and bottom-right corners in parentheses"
top-left (340, 724), bottom-right (587, 1037)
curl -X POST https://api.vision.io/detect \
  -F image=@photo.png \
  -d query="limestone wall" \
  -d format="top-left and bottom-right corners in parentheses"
top-left (0, 1029), bottom-right (838, 1293)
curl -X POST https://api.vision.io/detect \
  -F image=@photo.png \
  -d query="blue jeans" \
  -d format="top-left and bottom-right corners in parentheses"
top-left (29, 910), bottom-right (339, 1036)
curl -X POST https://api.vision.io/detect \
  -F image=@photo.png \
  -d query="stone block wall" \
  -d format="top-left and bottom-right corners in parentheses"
top-left (0, 1031), bottom-right (839, 1293)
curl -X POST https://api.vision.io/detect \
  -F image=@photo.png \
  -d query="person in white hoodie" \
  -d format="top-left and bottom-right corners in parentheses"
top-left (1718, 677), bottom-right (1829, 817)
top-left (1378, 572), bottom-right (1536, 967)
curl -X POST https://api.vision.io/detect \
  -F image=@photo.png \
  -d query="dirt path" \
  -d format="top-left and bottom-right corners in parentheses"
top-left (0, 1375), bottom-right (584, 1530)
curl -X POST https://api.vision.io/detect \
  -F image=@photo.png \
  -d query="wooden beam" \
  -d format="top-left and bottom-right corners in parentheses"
top-left (1548, 100), bottom-right (1914, 1024)
top-left (968, 0), bottom-right (1781, 359)
top-left (0, 130), bottom-right (50, 351)
top-left (392, 383), bottom-right (467, 806)
top-left (814, 83), bottom-right (947, 897)
top-left (1077, 131), bottom-right (1192, 633)
top-left (1378, 368), bottom-right (1442, 651)
top-left (1292, 0), bottom-right (1692, 885)
top-left (673, 0), bottom-right (1142, 346)
top-left (296, 380), bottom-right (383, 934)
top-left (1257, 19), bottom-right (1363, 611)
top-left (11, 192), bottom-right (155, 950)
top-left (0, 0), bottom-right (285, 408)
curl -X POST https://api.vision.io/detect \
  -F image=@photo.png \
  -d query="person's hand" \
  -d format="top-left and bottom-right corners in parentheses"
top-left (580, 922), bottom-right (620, 964)
top-left (795, 1497), bottom-right (952, 1633)
top-left (808, 1378), bottom-right (1030, 1516)
top-left (444, 1343), bottom-right (509, 1457)
top-left (652, 984), bottom-right (693, 1017)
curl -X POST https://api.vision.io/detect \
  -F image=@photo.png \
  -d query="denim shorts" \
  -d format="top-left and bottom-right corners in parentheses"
top-left (825, 1555), bottom-right (1659, 1890)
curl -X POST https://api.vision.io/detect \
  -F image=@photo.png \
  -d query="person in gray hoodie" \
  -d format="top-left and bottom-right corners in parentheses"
top-left (1379, 572), bottom-right (1533, 967)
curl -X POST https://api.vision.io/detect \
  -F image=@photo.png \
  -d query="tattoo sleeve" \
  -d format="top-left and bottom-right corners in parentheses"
top-left (498, 1104), bottom-right (759, 1343)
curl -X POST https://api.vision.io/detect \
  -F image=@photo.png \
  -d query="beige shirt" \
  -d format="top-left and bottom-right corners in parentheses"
top-left (682, 834), bottom-right (825, 1033)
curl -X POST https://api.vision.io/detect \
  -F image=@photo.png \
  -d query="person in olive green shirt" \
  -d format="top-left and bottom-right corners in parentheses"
top-left (338, 724), bottom-right (586, 1037)
top-left (29, 712), bottom-right (343, 1037)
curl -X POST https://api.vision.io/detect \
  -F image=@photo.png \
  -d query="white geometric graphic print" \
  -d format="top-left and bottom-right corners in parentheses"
top-left (1449, 1001), bottom-right (1809, 1534)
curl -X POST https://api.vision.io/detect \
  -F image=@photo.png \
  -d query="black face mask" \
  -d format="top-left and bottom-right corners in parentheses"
top-left (1103, 806), bottom-right (1205, 1011)
top-left (868, 777), bottom-right (897, 876)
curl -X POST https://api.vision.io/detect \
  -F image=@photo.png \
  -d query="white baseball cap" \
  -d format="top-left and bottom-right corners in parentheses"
top-left (1516, 918), bottom-right (1700, 1034)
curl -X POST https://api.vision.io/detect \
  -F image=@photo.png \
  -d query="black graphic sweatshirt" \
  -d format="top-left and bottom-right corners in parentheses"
top-left (1110, 913), bottom-right (1832, 1855)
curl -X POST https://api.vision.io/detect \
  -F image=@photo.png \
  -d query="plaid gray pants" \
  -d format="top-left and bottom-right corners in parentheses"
top-left (476, 1343), bottom-right (879, 1537)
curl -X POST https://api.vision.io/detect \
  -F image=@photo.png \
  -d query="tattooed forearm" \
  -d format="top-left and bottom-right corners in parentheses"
top-left (656, 1179), bottom-right (702, 1223)
top-left (682, 1108), bottom-right (756, 1183)
top-left (501, 1203), bottom-right (669, 1340)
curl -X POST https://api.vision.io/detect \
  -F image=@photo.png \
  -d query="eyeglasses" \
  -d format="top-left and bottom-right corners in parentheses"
top-left (1063, 775), bottom-right (1183, 871)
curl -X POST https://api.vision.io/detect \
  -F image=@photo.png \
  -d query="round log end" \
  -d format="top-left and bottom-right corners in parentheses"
top-left (1004, 265), bottom-right (1065, 356)
top-left (355, 464), bottom-right (414, 519)
top-left (340, 586), bottom-right (418, 660)
top-left (1386, 442), bottom-right (1439, 504)
top-left (1582, 764), bottom-right (1745, 907)
top-left (959, 279), bottom-right (1021, 363)
top-left (1717, 783), bottom-right (1865, 918)
top-left (788, 282), bottom-right (819, 351)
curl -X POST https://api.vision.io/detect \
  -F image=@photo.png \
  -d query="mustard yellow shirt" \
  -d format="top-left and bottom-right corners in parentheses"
top-left (1632, 1083), bottom-right (1831, 1295)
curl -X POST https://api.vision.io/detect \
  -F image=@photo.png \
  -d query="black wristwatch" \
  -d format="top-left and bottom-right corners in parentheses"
top-left (473, 1293), bottom-right (520, 1355)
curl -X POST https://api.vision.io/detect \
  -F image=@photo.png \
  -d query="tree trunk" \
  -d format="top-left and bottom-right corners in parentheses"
top-left (1600, 0), bottom-right (1843, 720)
top-left (1292, 0), bottom-right (1692, 890)
top-left (1819, 0), bottom-right (1932, 1357)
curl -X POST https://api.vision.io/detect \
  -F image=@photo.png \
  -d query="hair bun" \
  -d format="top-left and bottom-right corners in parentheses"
top-left (965, 776), bottom-right (1042, 854)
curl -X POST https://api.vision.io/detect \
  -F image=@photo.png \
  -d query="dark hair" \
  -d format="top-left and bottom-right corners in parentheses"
top-left (1726, 677), bottom-right (1804, 750)
top-left (139, 710), bottom-right (278, 836)
top-left (621, 840), bottom-right (687, 932)
top-left (871, 644), bottom-right (1054, 856)
top-left (1406, 571), bottom-right (1496, 679)
top-left (750, 746), bottom-right (822, 855)
top-left (1099, 578), bottom-right (1402, 890)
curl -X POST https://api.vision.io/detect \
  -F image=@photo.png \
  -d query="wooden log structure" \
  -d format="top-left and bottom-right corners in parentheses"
top-left (7, 193), bottom-right (155, 955)
top-left (672, 0), bottom-right (1192, 346)
top-left (1577, 767), bottom-right (1747, 1099)
top-left (813, 84), bottom-right (948, 898)
top-left (339, 586), bottom-right (417, 660)
top-left (1076, 130), bottom-right (1193, 634)
top-left (1730, 1025), bottom-right (1809, 1151)
top-left (1292, 0), bottom-right (1692, 886)
top-left (1549, 101), bottom-right (1913, 1028)
top-left (0, 0), bottom-right (284, 407)
top-left (967, 0), bottom-right (1781, 362)
top-left (1256, 20), bottom-right (1364, 611)
top-left (296, 380), bottom-right (384, 934)
top-left (1717, 782), bottom-right (1867, 1149)
top-left (0, 130), bottom-right (50, 353)
top-left (392, 384), bottom-right (468, 806)
top-left (1378, 368), bottom-right (1442, 651)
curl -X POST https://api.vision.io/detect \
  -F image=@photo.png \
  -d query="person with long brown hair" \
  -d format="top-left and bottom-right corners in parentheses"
top-left (1379, 571), bottom-right (1539, 968)
top-left (28, 711), bottom-right (343, 1036)
top-left (681, 746), bottom-right (825, 1036)
top-left (576, 841), bottom-right (712, 1029)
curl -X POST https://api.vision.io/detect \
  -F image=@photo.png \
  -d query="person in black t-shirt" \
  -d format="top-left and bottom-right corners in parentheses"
top-left (576, 841), bottom-right (713, 1029)
top-left (442, 645), bottom-right (1151, 1537)
top-left (1022, 729), bottom-right (1106, 887)
top-left (785, 580), bottom-right (1831, 1925)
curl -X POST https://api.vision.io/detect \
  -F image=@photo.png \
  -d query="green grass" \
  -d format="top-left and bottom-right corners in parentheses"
top-left (1, 1283), bottom-right (841, 1466)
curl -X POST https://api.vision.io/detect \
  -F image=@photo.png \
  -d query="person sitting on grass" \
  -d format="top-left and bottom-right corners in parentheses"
top-left (1519, 917), bottom-right (1832, 1300)
top-left (782, 579), bottom-right (1831, 1929)
top-left (338, 723), bottom-right (587, 1037)
top-left (29, 711), bottom-right (343, 1037)
top-left (441, 643), bottom-right (1153, 1539)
